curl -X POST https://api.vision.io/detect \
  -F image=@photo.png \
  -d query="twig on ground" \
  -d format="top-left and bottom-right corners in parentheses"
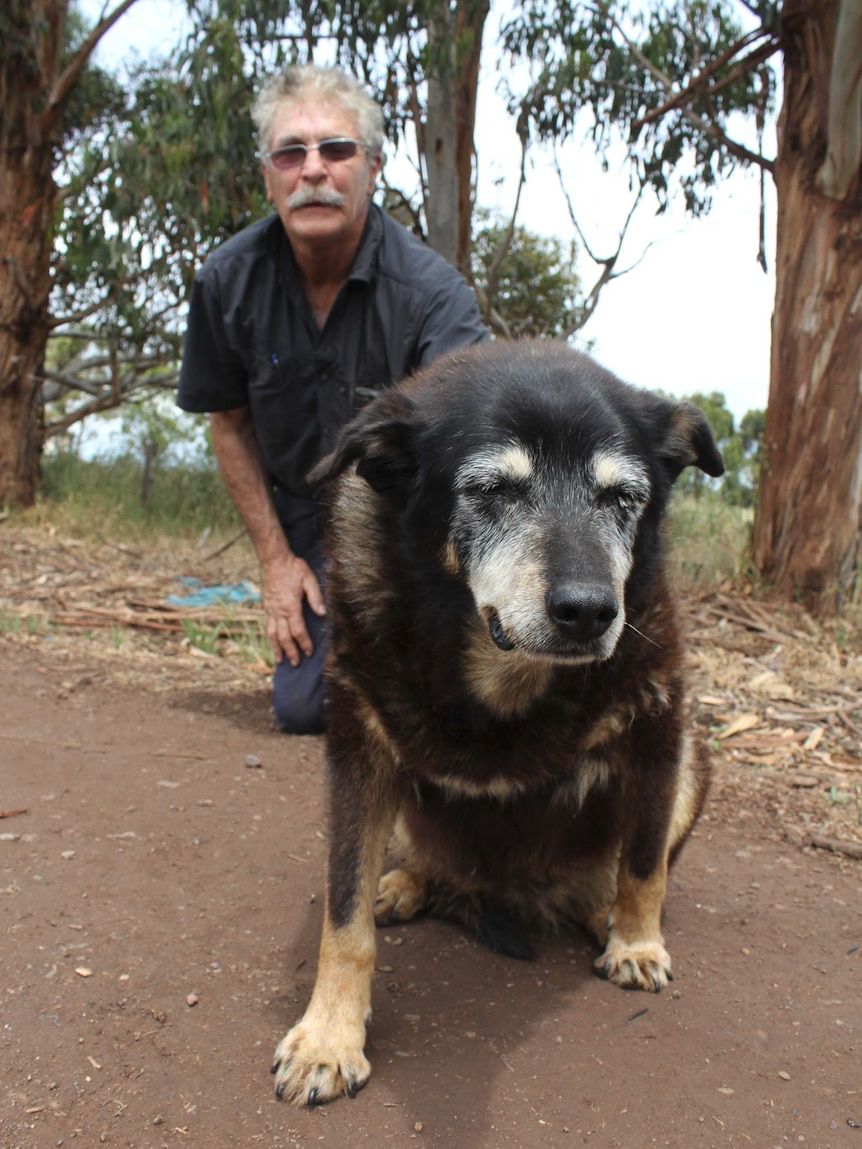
top-left (808, 835), bottom-right (862, 861)
top-left (202, 526), bottom-right (247, 562)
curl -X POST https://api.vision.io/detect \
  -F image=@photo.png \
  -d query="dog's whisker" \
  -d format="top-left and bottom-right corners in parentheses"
top-left (624, 622), bottom-right (663, 649)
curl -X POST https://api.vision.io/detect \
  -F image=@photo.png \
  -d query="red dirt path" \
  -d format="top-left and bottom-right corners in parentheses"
top-left (2, 640), bottom-right (860, 1149)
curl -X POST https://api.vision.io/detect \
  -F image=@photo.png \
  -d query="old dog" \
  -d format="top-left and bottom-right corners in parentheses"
top-left (272, 340), bottom-right (724, 1105)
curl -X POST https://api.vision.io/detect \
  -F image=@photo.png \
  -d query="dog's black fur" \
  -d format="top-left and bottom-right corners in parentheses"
top-left (271, 340), bottom-right (724, 1106)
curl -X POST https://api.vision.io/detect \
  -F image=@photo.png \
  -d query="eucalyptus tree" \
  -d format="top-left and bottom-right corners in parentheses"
top-left (4, 1), bottom-right (860, 615)
top-left (502, 0), bottom-right (860, 610)
top-left (1, 0), bottom-right (140, 506)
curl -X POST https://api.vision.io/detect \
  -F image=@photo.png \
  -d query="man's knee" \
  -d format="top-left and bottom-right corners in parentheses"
top-left (272, 659), bottom-right (327, 735)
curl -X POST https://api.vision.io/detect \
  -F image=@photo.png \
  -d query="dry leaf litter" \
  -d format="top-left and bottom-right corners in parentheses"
top-left (2, 524), bottom-right (860, 857)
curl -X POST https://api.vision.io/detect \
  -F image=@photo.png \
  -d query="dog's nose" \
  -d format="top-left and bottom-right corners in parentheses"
top-left (546, 582), bottom-right (619, 642)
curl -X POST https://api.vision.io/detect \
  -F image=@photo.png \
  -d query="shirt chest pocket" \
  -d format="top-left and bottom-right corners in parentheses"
top-left (245, 350), bottom-right (318, 424)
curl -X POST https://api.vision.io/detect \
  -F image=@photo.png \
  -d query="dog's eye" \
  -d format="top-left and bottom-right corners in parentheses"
top-left (602, 485), bottom-right (647, 516)
top-left (463, 477), bottom-right (524, 503)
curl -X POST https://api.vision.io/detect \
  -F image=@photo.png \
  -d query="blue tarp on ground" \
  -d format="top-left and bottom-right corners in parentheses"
top-left (166, 577), bottom-right (261, 608)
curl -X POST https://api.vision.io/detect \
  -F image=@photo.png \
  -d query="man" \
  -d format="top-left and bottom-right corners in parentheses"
top-left (178, 65), bottom-right (488, 734)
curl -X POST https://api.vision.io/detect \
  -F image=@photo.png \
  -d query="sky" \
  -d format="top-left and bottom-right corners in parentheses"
top-left (79, 0), bottom-right (777, 422)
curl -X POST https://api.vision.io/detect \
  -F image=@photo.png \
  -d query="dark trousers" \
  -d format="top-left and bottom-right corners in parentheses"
top-left (271, 491), bottom-right (328, 736)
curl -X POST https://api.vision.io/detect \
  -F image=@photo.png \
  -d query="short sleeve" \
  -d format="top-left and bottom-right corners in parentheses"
top-left (177, 273), bottom-right (250, 412)
top-left (414, 273), bottom-right (489, 368)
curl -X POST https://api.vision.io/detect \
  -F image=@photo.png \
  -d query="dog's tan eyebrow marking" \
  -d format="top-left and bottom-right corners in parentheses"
top-left (592, 450), bottom-right (649, 491)
top-left (456, 444), bottom-right (533, 488)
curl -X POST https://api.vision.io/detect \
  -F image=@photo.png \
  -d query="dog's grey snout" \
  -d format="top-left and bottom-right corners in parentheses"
top-left (546, 582), bottom-right (619, 643)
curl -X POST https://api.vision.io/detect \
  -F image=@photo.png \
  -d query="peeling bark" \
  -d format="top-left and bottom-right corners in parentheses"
top-left (0, 0), bottom-right (139, 508)
top-left (453, 0), bottom-right (489, 272)
top-left (752, 0), bottom-right (862, 612)
top-left (423, 0), bottom-right (489, 272)
top-left (0, 0), bottom-right (67, 507)
top-left (424, 1), bottom-right (459, 266)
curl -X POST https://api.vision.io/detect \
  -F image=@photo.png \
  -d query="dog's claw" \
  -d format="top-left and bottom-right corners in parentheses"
top-left (272, 1018), bottom-right (371, 1107)
top-left (596, 937), bottom-right (673, 992)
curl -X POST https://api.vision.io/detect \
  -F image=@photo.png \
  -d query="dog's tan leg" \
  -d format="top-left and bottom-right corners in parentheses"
top-left (596, 726), bottom-right (696, 992)
top-left (595, 860), bottom-right (672, 991)
top-left (272, 701), bottom-right (398, 1106)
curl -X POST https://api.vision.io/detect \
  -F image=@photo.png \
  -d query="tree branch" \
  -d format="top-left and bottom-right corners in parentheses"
top-left (42, 371), bottom-right (179, 437)
top-left (470, 283), bottom-right (512, 338)
top-left (552, 148), bottom-right (653, 333)
top-left (482, 122), bottom-right (529, 322)
top-left (383, 185), bottom-right (425, 235)
top-left (632, 33), bottom-right (781, 133)
top-left (42, 372), bottom-right (104, 398)
top-left (46, 0), bottom-right (143, 117)
top-left (43, 393), bottom-right (127, 436)
top-left (404, 51), bottom-right (430, 217)
top-left (48, 301), bottom-right (105, 330)
top-left (594, 0), bottom-right (775, 174)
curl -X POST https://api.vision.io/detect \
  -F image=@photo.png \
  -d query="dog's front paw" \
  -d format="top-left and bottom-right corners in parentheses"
top-left (271, 1015), bottom-right (370, 1106)
top-left (374, 867), bottom-right (428, 925)
top-left (595, 936), bottom-right (673, 992)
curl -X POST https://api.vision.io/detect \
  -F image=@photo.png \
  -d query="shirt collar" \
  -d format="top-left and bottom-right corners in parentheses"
top-left (346, 204), bottom-right (382, 284)
top-left (274, 203), bottom-right (382, 300)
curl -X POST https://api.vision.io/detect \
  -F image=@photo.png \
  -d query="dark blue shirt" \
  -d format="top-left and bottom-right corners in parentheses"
top-left (178, 205), bottom-right (488, 498)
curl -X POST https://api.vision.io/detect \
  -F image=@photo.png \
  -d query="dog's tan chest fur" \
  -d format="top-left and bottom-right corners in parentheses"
top-left (462, 620), bottom-right (553, 717)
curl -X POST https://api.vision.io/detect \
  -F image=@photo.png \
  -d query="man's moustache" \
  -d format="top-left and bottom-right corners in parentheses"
top-left (287, 188), bottom-right (346, 209)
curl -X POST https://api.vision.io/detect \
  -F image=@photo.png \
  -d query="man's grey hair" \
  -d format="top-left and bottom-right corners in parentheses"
top-left (252, 65), bottom-right (385, 158)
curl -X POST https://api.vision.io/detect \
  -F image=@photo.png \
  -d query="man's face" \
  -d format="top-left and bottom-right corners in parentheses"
top-left (262, 98), bottom-right (381, 256)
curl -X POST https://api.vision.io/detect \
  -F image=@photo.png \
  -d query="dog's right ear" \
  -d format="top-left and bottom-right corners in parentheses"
top-left (308, 390), bottom-right (420, 497)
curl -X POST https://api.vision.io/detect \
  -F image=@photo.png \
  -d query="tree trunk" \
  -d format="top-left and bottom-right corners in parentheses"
top-left (140, 437), bottom-right (158, 509)
top-left (424, 1), bottom-right (460, 266)
top-left (1, 0), bottom-right (138, 507)
top-left (453, 0), bottom-right (489, 272)
top-left (423, 0), bottom-right (489, 272)
top-left (0, 0), bottom-right (68, 508)
top-left (752, 0), bottom-right (862, 612)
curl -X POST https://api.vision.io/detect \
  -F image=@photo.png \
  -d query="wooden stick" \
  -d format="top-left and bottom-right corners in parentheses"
top-left (808, 835), bottom-right (862, 861)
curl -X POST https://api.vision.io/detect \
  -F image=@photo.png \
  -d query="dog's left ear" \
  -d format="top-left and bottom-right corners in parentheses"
top-left (308, 389), bottom-right (420, 496)
top-left (657, 400), bottom-right (725, 479)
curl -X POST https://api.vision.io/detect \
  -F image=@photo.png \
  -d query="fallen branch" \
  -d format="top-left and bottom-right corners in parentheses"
top-left (52, 611), bottom-right (261, 635)
top-left (0, 808), bottom-right (30, 820)
top-left (53, 615), bottom-right (183, 633)
top-left (202, 526), bottom-right (248, 562)
top-left (808, 835), bottom-right (862, 861)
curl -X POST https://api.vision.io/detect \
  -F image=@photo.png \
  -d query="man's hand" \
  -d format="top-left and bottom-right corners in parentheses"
top-left (263, 555), bottom-right (326, 667)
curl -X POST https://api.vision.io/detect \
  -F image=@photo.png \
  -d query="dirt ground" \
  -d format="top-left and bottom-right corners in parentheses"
top-left (1, 525), bottom-right (860, 1148)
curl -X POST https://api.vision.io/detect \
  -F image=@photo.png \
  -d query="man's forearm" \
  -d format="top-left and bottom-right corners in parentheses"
top-left (210, 408), bottom-right (292, 568)
top-left (210, 408), bottom-right (325, 664)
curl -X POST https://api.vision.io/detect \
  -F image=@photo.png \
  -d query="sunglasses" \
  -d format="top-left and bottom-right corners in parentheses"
top-left (262, 137), bottom-right (367, 171)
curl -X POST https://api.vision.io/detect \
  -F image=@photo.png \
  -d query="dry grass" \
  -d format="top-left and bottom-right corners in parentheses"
top-left (667, 494), bottom-right (755, 591)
